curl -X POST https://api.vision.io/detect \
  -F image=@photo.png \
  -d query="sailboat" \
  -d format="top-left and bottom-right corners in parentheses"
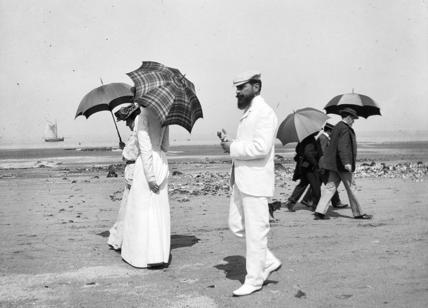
top-left (44, 120), bottom-right (64, 142)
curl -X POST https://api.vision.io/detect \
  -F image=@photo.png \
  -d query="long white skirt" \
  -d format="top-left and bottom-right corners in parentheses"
top-left (107, 185), bottom-right (129, 250)
top-left (121, 152), bottom-right (170, 268)
top-left (107, 164), bottom-right (135, 250)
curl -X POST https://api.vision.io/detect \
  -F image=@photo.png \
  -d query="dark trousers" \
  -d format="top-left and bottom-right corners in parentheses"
top-left (288, 171), bottom-right (321, 205)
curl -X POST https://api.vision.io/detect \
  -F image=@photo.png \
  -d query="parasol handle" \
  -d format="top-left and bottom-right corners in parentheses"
top-left (109, 110), bottom-right (124, 147)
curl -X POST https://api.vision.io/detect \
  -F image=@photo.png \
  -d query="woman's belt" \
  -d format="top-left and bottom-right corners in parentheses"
top-left (125, 160), bottom-right (136, 165)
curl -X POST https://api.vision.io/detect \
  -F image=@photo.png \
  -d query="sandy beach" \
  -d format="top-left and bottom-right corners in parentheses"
top-left (1, 142), bottom-right (428, 307)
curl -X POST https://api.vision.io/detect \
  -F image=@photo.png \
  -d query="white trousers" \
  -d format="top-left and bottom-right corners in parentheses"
top-left (229, 184), bottom-right (278, 288)
top-left (315, 170), bottom-right (362, 217)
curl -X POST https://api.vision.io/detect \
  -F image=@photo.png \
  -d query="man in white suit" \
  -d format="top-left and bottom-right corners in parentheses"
top-left (221, 71), bottom-right (281, 296)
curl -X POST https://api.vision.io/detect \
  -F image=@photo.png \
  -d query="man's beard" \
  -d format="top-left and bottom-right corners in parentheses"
top-left (236, 93), bottom-right (254, 110)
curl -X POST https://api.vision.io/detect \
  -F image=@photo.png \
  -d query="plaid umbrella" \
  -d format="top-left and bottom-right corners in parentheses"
top-left (324, 92), bottom-right (381, 118)
top-left (277, 107), bottom-right (329, 145)
top-left (127, 61), bottom-right (203, 133)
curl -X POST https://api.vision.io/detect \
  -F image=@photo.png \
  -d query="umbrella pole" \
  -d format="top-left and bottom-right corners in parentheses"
top-left (109, 110), bottom-right (123, 147)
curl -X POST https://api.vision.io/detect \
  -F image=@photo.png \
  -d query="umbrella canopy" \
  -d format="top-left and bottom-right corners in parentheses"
top-left (75, 82), bottom-right (135, 146)
top-left (324, 92), bottom-right (381, 118)
top-left (127, 61), bottom-right (203, 133)
top-left (277, 107), bottom-right (329, 145)
top-left (75, 82), bottom-right (134, 119)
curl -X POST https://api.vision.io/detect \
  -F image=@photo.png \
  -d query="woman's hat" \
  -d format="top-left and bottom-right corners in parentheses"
top-left (115, 104), bottom-right (140, 121)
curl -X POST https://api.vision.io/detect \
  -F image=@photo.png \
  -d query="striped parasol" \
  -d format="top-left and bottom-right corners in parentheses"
top-left (277, 107), bottom-right (329, 145)
top-left (127, 61), bottom-right (203, 133)
top-left (324, 92), bottom-right (381, 118)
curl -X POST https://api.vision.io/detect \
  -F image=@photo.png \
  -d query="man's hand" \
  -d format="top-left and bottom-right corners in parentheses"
top-left (148, 181), bottom-right (159, 193)
top-left (221, 141), bottom-right (231, 153)
top-left (344, 164), bottom-right (352, 172)
top-left (119, 141), bottom-right (125, 150)
top-left (217, 129), bottom-right (229, 142)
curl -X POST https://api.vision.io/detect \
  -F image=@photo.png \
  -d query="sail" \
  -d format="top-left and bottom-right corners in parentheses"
top-left (44, 121), bottom-right (64, 142)
top-left (44, 123), bottom-right (57, 139)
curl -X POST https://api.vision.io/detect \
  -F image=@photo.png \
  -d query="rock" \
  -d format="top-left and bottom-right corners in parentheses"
top-left (275, 162), bottom-right (286, 171)
top-left (355, 161), bottom-right (427, 181)
top-left (109, 190), bottom-right (122, 201)
top-left (107, 165), bottom-right (118, 177)
top-left (295, 289), bottom-right (306, 298)
top-left (178, 197), bottom-right (190, 203)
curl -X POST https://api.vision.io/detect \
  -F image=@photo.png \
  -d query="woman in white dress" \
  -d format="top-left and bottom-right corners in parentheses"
top-left (107, 105), bottom-right (140, 250)
top-left (121, 105), bottom-right (170, 268)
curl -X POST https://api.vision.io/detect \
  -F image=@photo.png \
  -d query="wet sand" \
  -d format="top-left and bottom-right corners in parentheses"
top-left (0, 146), bottom-right (428, 307)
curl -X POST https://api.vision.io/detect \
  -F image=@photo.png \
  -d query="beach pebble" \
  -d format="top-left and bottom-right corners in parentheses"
top-left (294, 289), bottom-right (306, 298)
top-left (106, 165), bottom-right (118, 177)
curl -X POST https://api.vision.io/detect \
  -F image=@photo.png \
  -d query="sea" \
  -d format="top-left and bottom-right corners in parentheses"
top-left (1, 130), bottom-right (428, 169)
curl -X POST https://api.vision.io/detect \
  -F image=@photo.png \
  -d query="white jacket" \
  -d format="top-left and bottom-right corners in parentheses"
top-left (230, 95), bottom-right (278, 197)
top-left (134, 107), bottom-right (169, 186)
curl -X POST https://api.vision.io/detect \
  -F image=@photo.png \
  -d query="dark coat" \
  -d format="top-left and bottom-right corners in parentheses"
top-left (292, 135), bottom-right (321, 181)
top-left (319, 121), bottom-right (357, 172)
top-left (318, 133), bottom-right (330, 155)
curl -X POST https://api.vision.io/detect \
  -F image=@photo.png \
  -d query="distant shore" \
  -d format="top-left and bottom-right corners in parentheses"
top-left (0, 140), bottom-right (427, 171)
top-left (1, 140), bottom-right (428, 159)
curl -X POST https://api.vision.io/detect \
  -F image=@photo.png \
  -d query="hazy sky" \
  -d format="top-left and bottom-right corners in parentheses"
top-left (1, 0), bottom-right (427, 146)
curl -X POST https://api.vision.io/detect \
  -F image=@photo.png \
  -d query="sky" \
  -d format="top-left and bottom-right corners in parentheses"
top-left (0, 0), bottom-right (427, 147)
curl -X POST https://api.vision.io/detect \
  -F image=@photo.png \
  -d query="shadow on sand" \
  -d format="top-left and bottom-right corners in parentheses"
top-left (171, 234), bottom-right (200, 250)
top-left (99, 232), bottom-right (200, 250)
top-left (214, 255), bottom-right (246, 283)
top-left (214, 256), bottom-right (279, 286)
top-left (327, 208), bottom-right (354, 219)
top-left (288, 202), bottom-right (354, 219)
top-left (99, 232), bottom-right (199, 245)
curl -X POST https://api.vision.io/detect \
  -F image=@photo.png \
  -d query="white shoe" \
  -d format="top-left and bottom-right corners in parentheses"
top-left (232, 284), bottom-right (262, 297)
top-left (263, 258), bottom-right (282, 281)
